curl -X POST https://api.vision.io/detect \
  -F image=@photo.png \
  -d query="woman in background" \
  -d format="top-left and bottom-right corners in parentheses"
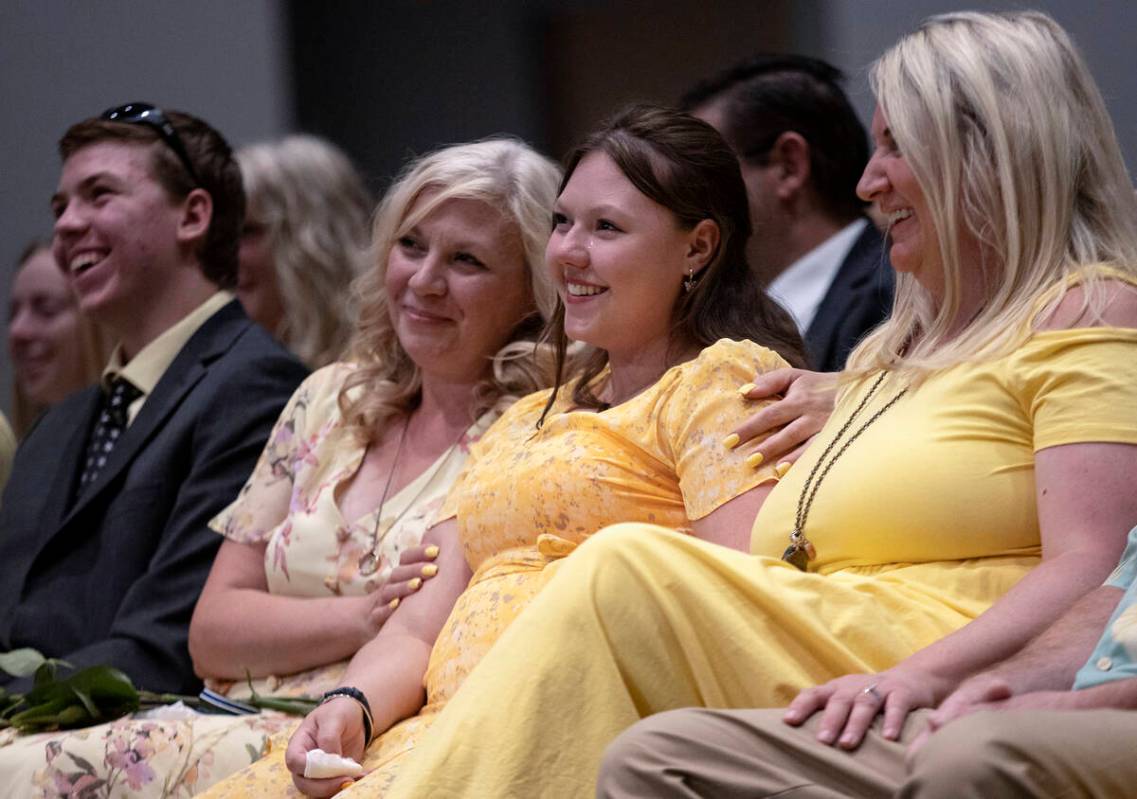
top-left (236, 135), bottom-right (372, 367)
top-left (8, 239), bottom-right (110, 436)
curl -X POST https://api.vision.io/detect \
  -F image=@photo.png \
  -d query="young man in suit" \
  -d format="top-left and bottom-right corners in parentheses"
top-left (682, 55), bottom-right (893, 372)
top-left (0, 105), bottom-right (307, 693)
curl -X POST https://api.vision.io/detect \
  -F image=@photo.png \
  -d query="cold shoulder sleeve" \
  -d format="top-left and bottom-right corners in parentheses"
top-left (658, 338), bottom-right (790, 520)
top-left (1008, 328), bottom-right (1137, 452)
top-left (209, 363), bottom-right (352, 543)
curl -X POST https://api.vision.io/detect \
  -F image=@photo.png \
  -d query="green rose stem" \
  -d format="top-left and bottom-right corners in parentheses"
top-left (0, 651), bottom-right (317, 734)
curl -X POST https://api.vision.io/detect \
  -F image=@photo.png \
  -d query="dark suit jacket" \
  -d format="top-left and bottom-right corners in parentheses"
top-left (804, 222), bottom-right (895, 372)
top-left (0, 300), bottom-right (307, 693)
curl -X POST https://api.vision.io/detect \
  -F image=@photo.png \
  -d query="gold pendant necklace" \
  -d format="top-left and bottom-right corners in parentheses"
top-left (782, 371), bottom-right (908, 571)
top-left (357, 416), bottom-right (410, 577)
top-left (356, 416), bottom-right (467, 577)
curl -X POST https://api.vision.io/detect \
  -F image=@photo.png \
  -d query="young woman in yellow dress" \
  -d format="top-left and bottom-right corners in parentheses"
top-left (380, 12), bottom-right (1137, 798)
top-left (202, 104), bottom-right (808, 797)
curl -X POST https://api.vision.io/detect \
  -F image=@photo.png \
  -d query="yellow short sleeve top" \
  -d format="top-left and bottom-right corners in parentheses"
top-left (445, 339), bottom-right (789, 571)
top-left (752, 278), bottom-right (1137, 573)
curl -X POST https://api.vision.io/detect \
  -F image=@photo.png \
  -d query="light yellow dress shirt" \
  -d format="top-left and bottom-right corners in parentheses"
top-left (102, 292), bottom-right (233, 425)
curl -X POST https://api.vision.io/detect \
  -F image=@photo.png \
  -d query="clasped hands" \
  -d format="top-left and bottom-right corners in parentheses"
top-left (785, 667), bottom-right (1073, 755)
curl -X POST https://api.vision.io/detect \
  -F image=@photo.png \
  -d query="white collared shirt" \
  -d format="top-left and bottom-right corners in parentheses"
top-left (767, 218), bottom-right (868, 334)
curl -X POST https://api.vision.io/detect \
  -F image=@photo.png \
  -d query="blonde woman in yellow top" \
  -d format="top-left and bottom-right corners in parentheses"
top-left (202, 105), bottom-right (809, 797)
top-left (379, 12), bottom-right (1137, 798)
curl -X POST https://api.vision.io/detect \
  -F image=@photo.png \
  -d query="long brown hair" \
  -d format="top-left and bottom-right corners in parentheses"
top-left (540, 104), bottom-right (806, 424)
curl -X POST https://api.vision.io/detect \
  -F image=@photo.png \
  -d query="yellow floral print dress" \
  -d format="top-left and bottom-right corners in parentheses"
top-left (201, 338), bottom-right (788, 797)
top-left (0, 363), bottom-right (495, 798)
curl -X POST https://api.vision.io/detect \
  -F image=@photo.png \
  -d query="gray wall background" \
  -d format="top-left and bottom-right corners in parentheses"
top-left (1, 0), bottom-right (291, 415)
top-left (4, 0), bottom-right (1136, 420)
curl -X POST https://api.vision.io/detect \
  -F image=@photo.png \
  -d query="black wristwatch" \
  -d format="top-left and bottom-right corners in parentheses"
top-left (321, 686), bottom-right (375, 745)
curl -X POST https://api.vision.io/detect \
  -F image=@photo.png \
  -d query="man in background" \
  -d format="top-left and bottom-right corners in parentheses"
top-left (683, 55), bottom-right (893, 371)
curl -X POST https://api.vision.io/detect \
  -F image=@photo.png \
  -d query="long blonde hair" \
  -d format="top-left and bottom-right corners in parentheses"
top-left (237, 135), bottom-right (372, 367)
top-left (846, 10), bottom-right (1137, 383)
top-left (339, 138), bottom-right (562, 443)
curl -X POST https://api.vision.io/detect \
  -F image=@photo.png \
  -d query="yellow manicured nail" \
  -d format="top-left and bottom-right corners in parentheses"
top-left (722, 433), bottom-right (740, 450)
top-left (388, 597), bottom-right (400, 610)
top-left (746, 452), bottom-right (765, 469)
top-left (408, 577), bottom-right (422, 590)
top-left (776, 461), bottom-right (792, 477)
top-left (339, 779), bottom-right (356, 791)
top-left (424, 545), bottom-right (440, 559)
top-left (422, 564), bottom-right (439, 577)
top-left (738, 383), bottom-right (756, 397)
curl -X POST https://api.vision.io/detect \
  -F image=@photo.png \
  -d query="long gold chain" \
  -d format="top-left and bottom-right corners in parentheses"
top-left (356, 415), bottom-right (469, 576)
top-left (782, 372), bottom-right (908, 571)
top-left (357, 415), bottom-right (410, 576)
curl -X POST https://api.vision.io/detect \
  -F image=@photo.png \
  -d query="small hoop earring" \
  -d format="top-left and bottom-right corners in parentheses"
top-left (683, 267), bottom-right (696, 293)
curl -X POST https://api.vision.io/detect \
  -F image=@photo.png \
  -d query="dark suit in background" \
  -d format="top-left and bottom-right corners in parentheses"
top-left (0, 300), bottom-right (306, 693)
top-left (804, 222), bottom-right (894, 372)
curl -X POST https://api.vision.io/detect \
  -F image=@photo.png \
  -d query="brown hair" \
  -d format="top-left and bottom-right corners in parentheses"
top-left (540, 104), bottom-right (807, 423)
top-left (58, 109), bottom-right (244, 288)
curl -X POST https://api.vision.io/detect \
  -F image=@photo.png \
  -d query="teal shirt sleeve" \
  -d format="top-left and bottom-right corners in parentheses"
top-left (1072, 525), bottom-right (1137, 690)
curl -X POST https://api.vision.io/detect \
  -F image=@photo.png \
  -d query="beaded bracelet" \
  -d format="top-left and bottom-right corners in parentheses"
top-left (321, 686), bottom-right (374, 746)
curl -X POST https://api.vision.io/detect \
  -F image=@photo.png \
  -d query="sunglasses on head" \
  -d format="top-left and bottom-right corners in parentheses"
top-left (101, 102), bottom-right (200, 186)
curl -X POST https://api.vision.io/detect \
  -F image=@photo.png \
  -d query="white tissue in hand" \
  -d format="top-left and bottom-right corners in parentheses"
top-left (303, 748), bottom-right (364, 779)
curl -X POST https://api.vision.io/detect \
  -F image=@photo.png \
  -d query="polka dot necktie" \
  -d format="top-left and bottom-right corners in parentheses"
top-left (77, 377), bottom-right (143, 494)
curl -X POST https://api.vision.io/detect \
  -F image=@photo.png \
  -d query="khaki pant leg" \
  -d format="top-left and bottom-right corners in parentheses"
top-left (902, 708), bottom-right (1137, 799)
top-left (598, 707), bottom-right (925, 799)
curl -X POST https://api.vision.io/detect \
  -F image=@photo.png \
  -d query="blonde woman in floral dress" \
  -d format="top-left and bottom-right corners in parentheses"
top-left (0, 138), bottom-right (561, 797)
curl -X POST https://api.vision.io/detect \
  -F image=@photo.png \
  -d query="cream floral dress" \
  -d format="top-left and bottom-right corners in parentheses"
top-left (0, 363), bottom-right (497, 797)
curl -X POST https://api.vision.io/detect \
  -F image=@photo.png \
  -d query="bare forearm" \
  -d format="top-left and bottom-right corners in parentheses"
top-left (341, 632), bottom-right (433, 735)
top-left (976, 584), bottom-right (1123, 693)
top-left (905, 549), bottom-right (1118, 687)
top-left (190, 590), bottom-right (369, 679)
